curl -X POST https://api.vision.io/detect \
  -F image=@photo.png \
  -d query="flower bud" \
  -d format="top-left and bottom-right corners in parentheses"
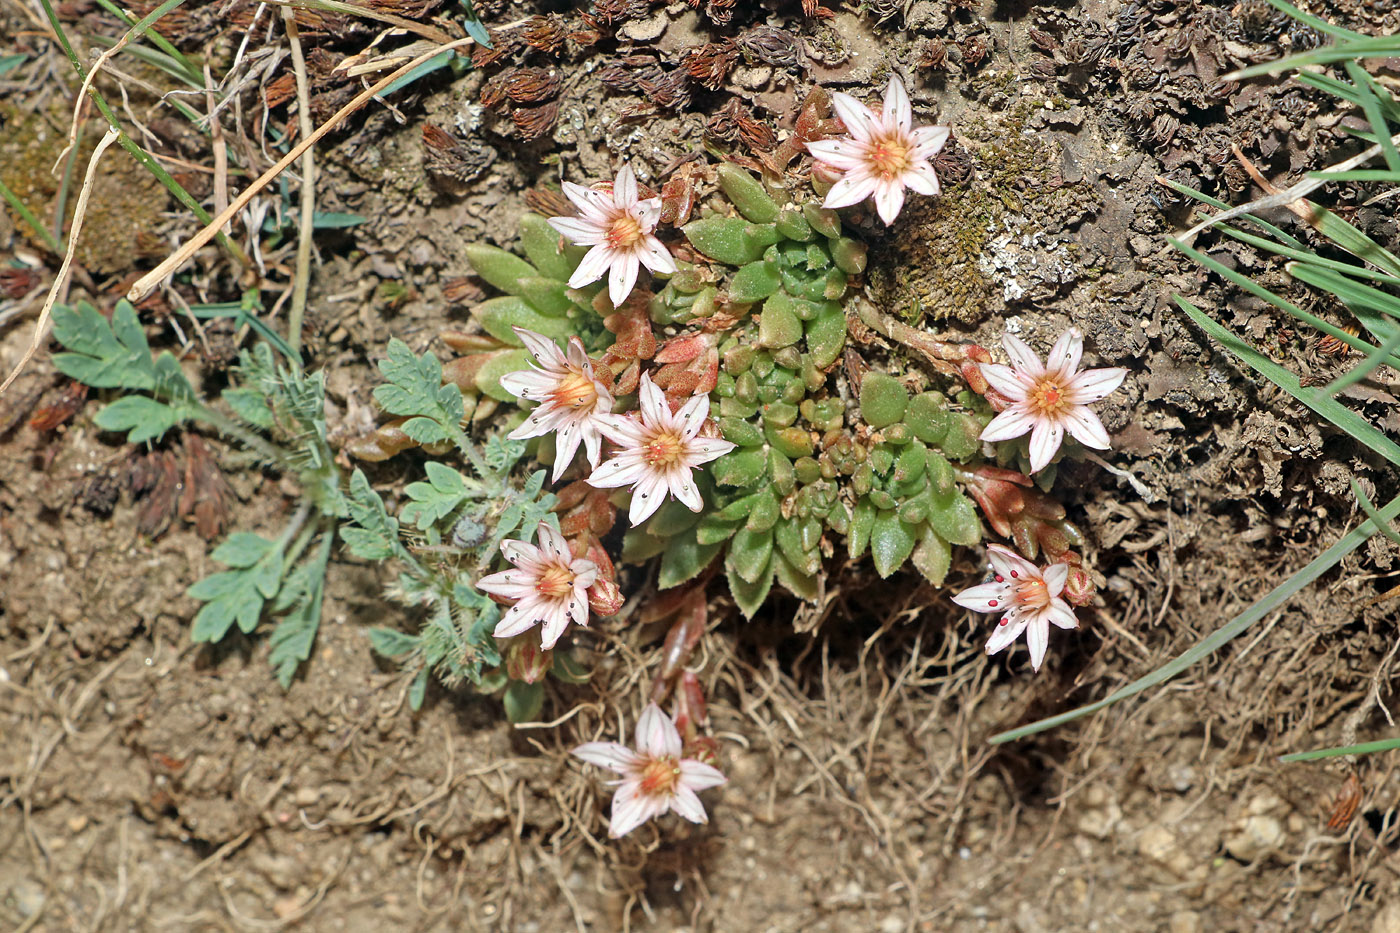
top-left (502, 636), bottom-right (553, 684)
top-left (1064, 565), bottom-right (1095, 607)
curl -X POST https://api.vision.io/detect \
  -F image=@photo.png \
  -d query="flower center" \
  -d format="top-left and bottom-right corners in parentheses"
top-left (1012, 576), bottom-right (1051, 611)
top-left (869, 135), bottom-right (912, 179)
top-left (536, 563), bottom-right (576, 600)
top-left (551, 369), bottom-right (598, 411)
top-left (638, 756), bottom-right (679, 797)
top-left (1028, 377), bottom-right (1070, 418)
top-left (642, 430), bottom-right (685, 469)
top-left (605, 213), bottom-right (644, 251)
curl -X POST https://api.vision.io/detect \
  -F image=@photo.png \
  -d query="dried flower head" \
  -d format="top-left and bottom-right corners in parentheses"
top-left (573, 703), bottom-right (727, 838)
top-left (952, 544), bottom-right (1078, 671)
top-left (587, 373), bottom-right (735, 525)
top-left (478, 522), bottom-right (598, 649)
top-left (804, 76), bottom-right (950, 225)
top-left (499, 327), bottom-right (616, 482)
top-left (548, 164), bottom-right (676, 308)
top-left (978, 328), bottom-right (1127, 474)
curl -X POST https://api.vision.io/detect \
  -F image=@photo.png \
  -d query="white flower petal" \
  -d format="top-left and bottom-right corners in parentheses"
top-left (635, 703), bottom-right (683, 759)
top-left (1025, 618), bottom-right (1050, 671)
top-left (1027, 419), bottom-right (1065, 473)
top-left (882, 75), bottom-right (911, 134)
top-left (985, 615), bottom-right (1028, 656)
top-left (1046, 599), bottom-right (1079, 630)
top-left (570, 244), bottom-right (616, 289)
top-left (912, 124), bottom-right (951, 157)
top-left (607, 251), bottom-right (641, 307)
top-left (1047, 327), bottom-right (1083, 377)
top-left (823, 172), bottom-right (880, 211)
top-left (588, 455), bottom-right (647, 489)
top-left (672, 472), bottom-right (703, 512)
top-left (979, 363), bottom-right (1033, 401)
top-left (669, 784), bottom-right (709, 824)
top-left (1001, 332), bottom-right (1045, 376)
top-left (538, 605), bottom-right (572, 649)
top-left (679, 759), bottom-right (726, 791)
top-left (872, 179), bottom-right (906, 225)
top-left (614, 163), bottom-right (638, 208)
top-left (573, 741), bottom-right (640, 774)
top-left (1067, 367), bottom-right (1128, 403)
top-left (637, 235), bottom-right (677, 275)
top-left (547, 216), bottom-right (604, 246)
top-left (805, 139), bottom-right (867, 170)
top-left (688, 437), bottom-right (736, 463)
top-left (637, 373), bottom-right (669, 421)
top-left (676, 394), bottom-right (709, 438)
top-left (607, 781), bottom-right (654, 838)
top-left (979, 407), bottom-right (1036, 443)
top-left (951, 581), bottom-right (1011, 613)
top-left (1061, 406), bottom-right (1111, 451)
top-left (627, 478), bottom-right (667, 525)
top-left (493, 602), bottom-right (543, 639)
top-left (986, 544), bottom-right (1040, 581)
top-left (561, 181), bottom-right (611, 224)
top-left (903, 161), bottom-right (940, 196)
top-left (1041, 562), bottom-right (1069, 597)
top-left (830, 90), bottom-right (880, 141)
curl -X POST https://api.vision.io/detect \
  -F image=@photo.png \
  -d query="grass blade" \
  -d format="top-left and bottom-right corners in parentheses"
top-left (1168, 237), bottom-right (1390, 362)
top-left (1280, 737), bottom-right (1400, 762)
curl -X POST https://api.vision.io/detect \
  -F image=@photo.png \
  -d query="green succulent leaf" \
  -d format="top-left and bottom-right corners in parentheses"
top-left (727, 553), bottom-right (774, 618)
top-left (464, 243), bottom-right (541, 295)
top-left (730, 260), bottom-right (783, 302)
top-left (860, 373), bottom-right (910, 428)
top-left (911, 526), bottom-right (952, 585)
top-left (870, 509), bottom-right (917, 578)
top-left (683, 216), bottom-right (768, 265)
top-left (474, 295), bottom-right (574, 343)
top-left (716, 164), bottom-right (780, 223)
top-left (518, 213), bottom-right (578, 281)
top-left (728, 527), bottom-right (775, 584)
top-left (774, 552), bottom-right (820, 601)
top-left (503, 680), bottom-right (545, 723)
top-left (475, 348), bottom-right (534, 401)
top-left (659, 530), bottom-right (724, 588)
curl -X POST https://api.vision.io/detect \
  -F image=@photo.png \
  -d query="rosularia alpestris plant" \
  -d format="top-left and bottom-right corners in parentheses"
top-left (347, 76), bottom-right (1129, 838)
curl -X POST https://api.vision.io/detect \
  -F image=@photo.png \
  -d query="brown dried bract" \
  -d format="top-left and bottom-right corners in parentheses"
top-left (1326, 774), bottom-right (1362, 831)
top-left (591, 0), bottom-right (647, 26)
top-left (181, 435), bottom-right (232, 541)
top-left (516, 13), bottom-right (566, 53)
top-left (917, 38), bottom-right (947, 71)
top-left (682, 41), bottom-right (738, 91)
top-left (524, 185), bottom-right (574, 218)
top-left (471, 31), bottom-right (520, 67)
top-left (442, 277), bottom-right (486, 306)
top-left (637, 70), bottom-right (691, 111)
top-left (512, 102), bottom-right (560, 140)
top-left (0, 264), bottom-right (43, 298)
top-left (735, 26), bottom-right (801, 68)
top-left (28, 381), bottom-right (87, 432)
top-left (599, 55), bottom-right (663, 93)
top-left (484, 66), bottom-right (562, 105)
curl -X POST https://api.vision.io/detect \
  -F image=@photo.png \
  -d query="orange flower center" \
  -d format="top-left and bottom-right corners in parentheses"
top-left (869, 135), bottom-right (912, 180)
top-left (606, 213), bottom-right (644, 250)
top-left (551, 369), bottom-right (599, 411)
top-left (1013, 576), bottom-right (1051, 611)
top-left (638, 756), bottom-right (680, 796)
top-left (536, 563), bottom-right (576, 600)
top-left (642, 430), bottom-right (685, 469)
top-left (1028, 378), bottom-right (1070, 418)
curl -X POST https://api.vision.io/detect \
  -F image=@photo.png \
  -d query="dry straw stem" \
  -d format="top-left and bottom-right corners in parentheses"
top-left (1176, 128), bottom-right (1400, 244)
top-left (128, 36), bottom-right (476, 303)
top-left (0, 127), bottom-right (121, 397)
top-left (282, 5), bottom-right (316, 356)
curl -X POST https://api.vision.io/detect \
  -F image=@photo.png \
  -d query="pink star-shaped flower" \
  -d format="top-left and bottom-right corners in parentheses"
top-left (547, 163), bottom-right (677, 308)
top-left (805, 76), bottom-right (950, 225)
top-left (499, 327), bottom-right (615, 483)
top-left (573, 703), bottom-right (727, 838)
top-left (951, 544), bottom-right (1079, 672)
top-left (587, 373), bottom-right (735, 526)
top-left (477, 522), bottom-right (598, 649)
top-left (978, 328), bottom-right (1128, 474)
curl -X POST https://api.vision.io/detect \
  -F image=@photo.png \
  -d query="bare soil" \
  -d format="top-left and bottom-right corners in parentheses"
top-left (4, 0), bottom-right (1400, 930)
